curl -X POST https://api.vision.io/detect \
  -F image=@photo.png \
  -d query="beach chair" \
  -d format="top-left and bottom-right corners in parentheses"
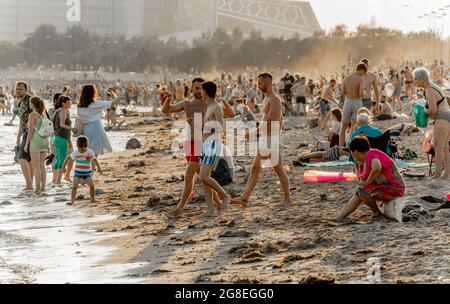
top-left (423, 130), bottom-right (450, 176)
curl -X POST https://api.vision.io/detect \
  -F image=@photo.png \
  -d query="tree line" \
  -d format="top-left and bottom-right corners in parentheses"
top-left (0, 23), bottom-right (444, 74)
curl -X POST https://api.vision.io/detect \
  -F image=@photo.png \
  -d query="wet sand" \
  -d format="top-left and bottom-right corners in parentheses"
top-left (0, 116), bottom-right (145, 284)
top-left (79, 113), bottom-right (450, 284)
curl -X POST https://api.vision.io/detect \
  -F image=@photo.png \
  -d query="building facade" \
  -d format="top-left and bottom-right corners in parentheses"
top-left (0, 0), bottom-right (321, 42)
top-left (0, 0), bottom-right (146, 42)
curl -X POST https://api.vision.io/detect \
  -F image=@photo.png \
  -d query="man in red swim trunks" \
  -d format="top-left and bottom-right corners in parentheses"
top-left (163, 78), bottom-right (206, 216)
top-left (163, 77), bottom-right (235, 217)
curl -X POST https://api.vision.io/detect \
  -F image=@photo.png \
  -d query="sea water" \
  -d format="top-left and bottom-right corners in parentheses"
top-left (0, 115), bottom-right (145, 284)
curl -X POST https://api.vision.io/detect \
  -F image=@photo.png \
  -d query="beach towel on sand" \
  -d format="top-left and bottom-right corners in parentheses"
top-left (305, 160), bottom-right (353, 168)
top-left (303, 171), bottom-right (358, 183)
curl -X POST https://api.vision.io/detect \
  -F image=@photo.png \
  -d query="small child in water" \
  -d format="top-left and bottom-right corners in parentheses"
top-left (63, 136), bottom-right (102, 205)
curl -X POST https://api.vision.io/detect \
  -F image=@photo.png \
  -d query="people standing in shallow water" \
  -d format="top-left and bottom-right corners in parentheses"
top-left (63, 136), bottom-right (103, 205)
top-left (77, 85), bottom-right (112, 156)
top-left (413, 67), bottom-right (450, 179)
top-left (15, 81), bottom-right (34, 191)
top-left (24, 97), bottom-right (49, 195)
top-left (52, 96), bottom-right (77, 186)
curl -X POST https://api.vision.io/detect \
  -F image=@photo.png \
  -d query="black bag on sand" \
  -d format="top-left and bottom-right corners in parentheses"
top-left (367, 130), bottom-right (391, 154)
top-left (212, 159), bottom-right (233, 187)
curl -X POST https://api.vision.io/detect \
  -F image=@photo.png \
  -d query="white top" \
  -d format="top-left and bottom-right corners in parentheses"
top-left (247, 88), bottom-right (257, 99)
top-left (330, 121), bottom-right (342, 134)
top-left (293, 81), bottom-right (305, 97)
top-left (77, 100), bottom-right (111, 123)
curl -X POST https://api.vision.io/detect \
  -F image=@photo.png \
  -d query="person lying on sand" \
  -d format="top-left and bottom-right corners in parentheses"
top-left (388, 123), bottom-right (419, 136)
top-left (296, 113), bottom-right (381, 165)
top-left (334, 136), bottom-right (405, 222)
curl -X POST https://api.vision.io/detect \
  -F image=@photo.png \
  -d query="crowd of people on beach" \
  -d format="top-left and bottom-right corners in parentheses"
top-left (1, 55), bottom-right (449, 222)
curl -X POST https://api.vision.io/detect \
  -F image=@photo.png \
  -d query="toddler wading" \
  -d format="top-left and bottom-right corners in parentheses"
top-left (63, 136), bottom-right (102, 205)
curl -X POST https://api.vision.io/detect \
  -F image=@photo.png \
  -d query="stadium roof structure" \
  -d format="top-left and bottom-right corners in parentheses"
top-left (0, 0), bottom-right (321, 42)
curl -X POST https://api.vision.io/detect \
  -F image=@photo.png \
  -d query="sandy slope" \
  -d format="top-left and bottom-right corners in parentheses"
top-left (75, 114), bottom-right (449, 284)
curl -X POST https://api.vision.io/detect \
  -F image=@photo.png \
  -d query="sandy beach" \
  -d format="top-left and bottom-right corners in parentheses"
top-left (70, 112), bottom-right (450, 284)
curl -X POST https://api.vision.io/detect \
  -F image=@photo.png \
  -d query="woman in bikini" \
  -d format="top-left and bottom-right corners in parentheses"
top-left (414, 67), bottom-right (450, 179)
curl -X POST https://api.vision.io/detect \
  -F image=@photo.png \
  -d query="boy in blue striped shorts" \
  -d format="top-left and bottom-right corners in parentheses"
top-left (199, 81), bottom-right (231, 217)
top-left (63, 136), bottom-right (103, 205)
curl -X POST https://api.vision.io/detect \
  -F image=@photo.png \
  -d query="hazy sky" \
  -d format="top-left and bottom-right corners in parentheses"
top-left (308, 0), bottom-right (450, 37)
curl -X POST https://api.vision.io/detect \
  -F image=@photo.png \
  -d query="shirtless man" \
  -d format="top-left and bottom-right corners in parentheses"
top-left (163, 78), bottom-right (235, 216)
top-left (231, 73), bottom-right (291, 206)
top-left (163, 78), bottom-right (207, 216)
top-left (403, 66), bottom-right (415, 102)
top-left (198, 81), bottom-right (231, 216)
top-left (319, 79), bottom-right (340, 119)
top-left (15, 81), bottom-right (34, 191)
top-left (373, 95), bottom-right (394, 120)
top-left (360, 58), bottom-right (380, 111)
top-left (175, 80), bottom-right (185, 102)
top-left (339, 63), bottom-right (367, 147)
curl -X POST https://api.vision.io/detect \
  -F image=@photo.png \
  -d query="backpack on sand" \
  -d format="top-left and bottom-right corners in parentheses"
top-left (35, 113), bottom-right (54, 138)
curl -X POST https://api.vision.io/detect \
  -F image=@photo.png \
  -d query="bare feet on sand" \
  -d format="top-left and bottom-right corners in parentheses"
top-left (280, 198), bottom-right (291, 205)
top-left (231, 197), bottom-right (249, 207)
top-left (171, 208), bottom-right (183, 218)
top-left (222, 195), bottom-right (231, 212)
top-left (201, 208), bottom-right (215, 218)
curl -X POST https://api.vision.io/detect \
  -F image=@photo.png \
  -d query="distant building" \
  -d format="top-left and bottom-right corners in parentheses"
top-left (147, 0), bottom-right (321, 40)
top-left (0, 0), bottom-right (321, 42)
top-left (216, 0), bottom-right (321, 39)
top-left (0, 0), bottom-right (146, 42)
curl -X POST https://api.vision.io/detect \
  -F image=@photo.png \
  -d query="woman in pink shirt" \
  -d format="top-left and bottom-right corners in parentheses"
top-left (336, 136), bottom-right (405, 221)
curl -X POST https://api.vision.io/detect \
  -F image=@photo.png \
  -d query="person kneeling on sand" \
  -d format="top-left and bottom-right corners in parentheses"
top-left (63, 136), bottom-right (103, 205)
top-left (335, 136), bottom-right (405, 222)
